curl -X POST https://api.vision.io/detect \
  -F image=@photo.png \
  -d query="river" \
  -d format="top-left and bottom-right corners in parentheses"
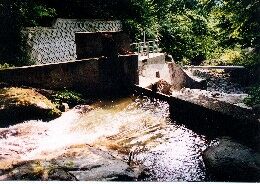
top-left (0, 95), bottom-right (212, 181)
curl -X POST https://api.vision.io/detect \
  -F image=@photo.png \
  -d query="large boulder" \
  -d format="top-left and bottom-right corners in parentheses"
top-left (0, 87), bottom-right (61, 126)
top-left (151, 79), bottom-right (172, 95)
top-left (203, 137), bottom-right (260, 182)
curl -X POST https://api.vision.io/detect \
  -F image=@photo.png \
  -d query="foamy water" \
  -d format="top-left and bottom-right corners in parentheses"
top-left (0, 96), bottom-right (210, 181)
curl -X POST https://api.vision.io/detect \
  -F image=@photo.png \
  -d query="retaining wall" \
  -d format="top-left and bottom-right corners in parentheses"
top-left (0, 55), bottom-right (138, 94)
top-left (23, 19), bottom-right (122, 65)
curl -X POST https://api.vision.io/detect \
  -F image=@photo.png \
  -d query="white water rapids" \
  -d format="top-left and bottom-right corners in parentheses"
top-left (0, 96), bottom-right (210, 181)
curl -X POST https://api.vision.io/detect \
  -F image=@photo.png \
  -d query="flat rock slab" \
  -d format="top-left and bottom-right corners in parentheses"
top-left (0, 144), bottom-right (138, 181)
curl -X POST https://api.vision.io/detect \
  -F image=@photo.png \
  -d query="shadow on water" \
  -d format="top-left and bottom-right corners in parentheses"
top-left (0, 107), bottom-right (59, 128)
top-left (168, 101), bottom-right (260, 149)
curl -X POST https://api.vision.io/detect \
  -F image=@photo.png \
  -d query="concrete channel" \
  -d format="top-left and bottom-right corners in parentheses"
top-left (134, 54), bottom-right (259, 149)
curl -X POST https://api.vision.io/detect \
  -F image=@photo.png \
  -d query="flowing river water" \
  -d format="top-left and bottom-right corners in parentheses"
top-left (0, 95), bottom-right (212, 181)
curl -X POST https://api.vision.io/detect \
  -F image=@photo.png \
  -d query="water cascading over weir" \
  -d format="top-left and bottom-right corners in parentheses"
top-left (0, 18), bottom-right (258, 141)
top-left (0, 19), bottom-right (260, 182)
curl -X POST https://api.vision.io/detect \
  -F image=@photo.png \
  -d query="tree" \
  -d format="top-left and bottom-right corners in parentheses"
top-left (0, 0), bottom-right (56, 66)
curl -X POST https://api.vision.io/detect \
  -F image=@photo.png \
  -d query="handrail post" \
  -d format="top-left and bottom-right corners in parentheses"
top-left (147, 42), bottom-right (150, 58)
top-left (152, 40), bottom-right (155, 54)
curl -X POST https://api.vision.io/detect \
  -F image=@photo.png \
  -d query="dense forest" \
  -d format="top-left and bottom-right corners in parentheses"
top-left (0, 0), bottom-right (259, 64)
top-left (0, 0), bottom-right (259, 101)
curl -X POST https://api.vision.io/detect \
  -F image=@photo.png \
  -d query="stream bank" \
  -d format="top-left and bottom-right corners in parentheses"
top-left (0, 87), bottom-right (61, 127)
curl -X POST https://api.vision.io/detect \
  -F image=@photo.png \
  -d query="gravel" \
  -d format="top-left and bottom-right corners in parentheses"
top-left (176, 69), bottom-right (250, 108)
top-left (189, 69), bottom-right (246, 94)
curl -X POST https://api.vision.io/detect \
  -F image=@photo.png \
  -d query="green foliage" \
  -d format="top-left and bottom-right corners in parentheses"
top-left (0, 0), bottom-right (259, 70)
top-left (0, 63), bottom-right (14, 70)
top-left (244, 86), bottom-right (260, 106)
top-left (158, 1), bottom-right (209, 63)
top-left (0, 0), bottom-right (56, 66)
top-left (232, 50), bottom-right (260, 68)
top-left (219, 0), bottom-right (260, 51)
top-left (122, 0), bottom-right (159, 40)
top-left (52, 89), bottom-right (85, 107)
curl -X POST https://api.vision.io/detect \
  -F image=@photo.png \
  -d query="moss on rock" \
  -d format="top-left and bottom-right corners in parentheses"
top-left (0, 87), bottom-right (61, 126)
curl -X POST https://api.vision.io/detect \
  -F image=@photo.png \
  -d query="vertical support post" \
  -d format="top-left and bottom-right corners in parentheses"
top-left (137, 43), bottom-right (140, 58)
top-left (152, 40), bottom-right (155, 54)
top-left (147, 42), bottom-right (150, 58)
top-left (143, 31), bottom-right (146, 46)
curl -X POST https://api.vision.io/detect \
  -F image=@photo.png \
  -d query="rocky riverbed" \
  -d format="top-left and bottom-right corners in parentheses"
top-left (182, 68), bottom-right (250, 108)
top-left (185, 69), bottom-right (260, 182)
top-left (0, 67), bottom-right (258, 181)
top-left (147, 67), bottom-right (260, 182)
top-left (189, 69), bottom-right (247, 94)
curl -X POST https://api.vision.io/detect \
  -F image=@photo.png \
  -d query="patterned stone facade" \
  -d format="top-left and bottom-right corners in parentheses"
top-left (23, 19), bottom-right (122, 65)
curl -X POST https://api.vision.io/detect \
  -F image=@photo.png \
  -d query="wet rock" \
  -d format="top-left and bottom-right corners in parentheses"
top-left (0, 161), bottom-right (75, 181)
top-left (203, 137), bottom-right (260, 182)
top-left (59, 103), bottom-right (70, 112)
top-left (0, 87), bottom-right (61, 127)
top-left (48, 169), bottom-right (77, 181)
top-left (68, 160), bottom-right (136, 181)
top-left (252, 104), bottom-right (260, 117)
top-left (154, 79), bottom-right (172, 95)
top-left (0, 144), bottom-right (139, 181)
top-left (55, 145), bottom-right (138, 181)
top-left (73, 105), bottom-right (93, 114)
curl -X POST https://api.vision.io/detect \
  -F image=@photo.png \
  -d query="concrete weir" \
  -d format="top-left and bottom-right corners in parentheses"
top-left (0, 55), bottom-right (139, 95)
top-left (135, 56), bottom-right (260, 148)
top-left (134, 85), bottom-right (259, 139)
top-left (1, 52), bottom-right (258, 145)
top-left (0, 41), bottom-right (258, 147)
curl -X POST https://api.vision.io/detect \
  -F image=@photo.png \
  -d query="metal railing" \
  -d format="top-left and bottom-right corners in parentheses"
top-left (130, 40), bottom-right (161, 58)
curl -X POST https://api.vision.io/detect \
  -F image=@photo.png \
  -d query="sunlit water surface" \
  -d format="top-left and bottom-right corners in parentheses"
top-left (72, 96), bottom-right (209, 181)
top-left (1, 96), bottom-right (210, 181)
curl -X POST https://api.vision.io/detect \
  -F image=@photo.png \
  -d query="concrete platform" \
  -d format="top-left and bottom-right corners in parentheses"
top-left (138, 53), bottom-right (165, 62)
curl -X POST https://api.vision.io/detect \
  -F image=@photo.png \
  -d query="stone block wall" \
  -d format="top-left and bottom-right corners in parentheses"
top-left (23, 19), bottom-right (122, 65)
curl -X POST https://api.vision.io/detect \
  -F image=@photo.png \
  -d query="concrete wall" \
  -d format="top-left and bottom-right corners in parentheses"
top-left (75, 32), bottom-right (131, 59)
top-left (138, 53), bottom-right (166, 78)
top-left (23, 19), bottom-right (122, 65)
top-left (0, 55), bottom-right (138, 94)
